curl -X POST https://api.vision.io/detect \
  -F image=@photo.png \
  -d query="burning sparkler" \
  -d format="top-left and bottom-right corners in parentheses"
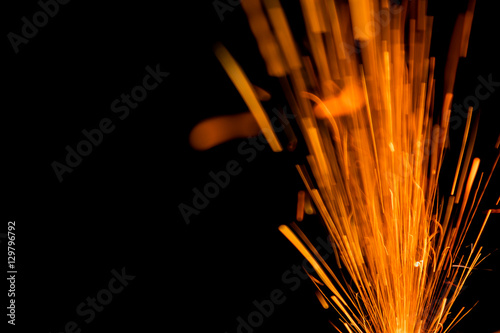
top-left (190, 0), bottom-right (499, 332)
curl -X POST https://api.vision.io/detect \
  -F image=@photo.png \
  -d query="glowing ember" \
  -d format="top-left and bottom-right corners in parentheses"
top-left (191, 0), bottom-right (499, 332)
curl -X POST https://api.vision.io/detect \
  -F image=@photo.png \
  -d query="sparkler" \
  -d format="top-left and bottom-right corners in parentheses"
top-left (191, 0), bottom-right (499, 332)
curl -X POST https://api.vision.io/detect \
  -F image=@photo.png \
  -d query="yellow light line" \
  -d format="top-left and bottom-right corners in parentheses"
top-left (214, 44), bottom-right (283, 152)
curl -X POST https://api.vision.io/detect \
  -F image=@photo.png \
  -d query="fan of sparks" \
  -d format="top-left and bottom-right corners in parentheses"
top-left (190, 0), bottom-right (500, 332)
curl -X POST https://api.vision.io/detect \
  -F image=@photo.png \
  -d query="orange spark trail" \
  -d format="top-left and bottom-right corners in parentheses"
top-left (193, 0), bottom-right (499, 332)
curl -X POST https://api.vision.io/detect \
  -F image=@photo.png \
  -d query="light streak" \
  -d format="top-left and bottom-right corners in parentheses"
top-left (194, 0), bottom-right (499, 331)
top-left (214, 44), bottom-right (283, 152)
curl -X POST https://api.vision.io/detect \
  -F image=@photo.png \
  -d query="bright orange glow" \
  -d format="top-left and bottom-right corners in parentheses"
top-left (304, 192), bottom-right (315, 215)
top-left (189, 113), bottom-right (260, 151)
top-left (297, 190), bottom-right (306, 222)
top-left (315, 290), bottom-right (330, 309)
top-left (451, 106), bottom-right (473, 195)
top-left (308, 82), bottom-right (365, 119)
top-left (198, 0), bottom-right (498, 332)
top-left (241, 0), bottom-right (286, 77)
top-left (242, 1), bottom-right (496, 332)
top-left (253, 85), bottom-right (272, 101)
top-left (214, 44), bottom-right (283, 152)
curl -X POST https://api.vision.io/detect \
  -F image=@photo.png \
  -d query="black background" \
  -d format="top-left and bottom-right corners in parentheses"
top-left (3, 0), bottom-right (499, 332)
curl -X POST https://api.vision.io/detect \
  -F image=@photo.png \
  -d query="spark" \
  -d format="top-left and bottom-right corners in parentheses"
top-left (214, 44), bottom-right (283, 152)
top-left (189, 112), bottom-right (260, 150)
top-left (297, 190), bottom-right (306, 222)
top-left (316, 290), bottom-right (331, 309)
top-left (192, 0), bottom-right (499, 332)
